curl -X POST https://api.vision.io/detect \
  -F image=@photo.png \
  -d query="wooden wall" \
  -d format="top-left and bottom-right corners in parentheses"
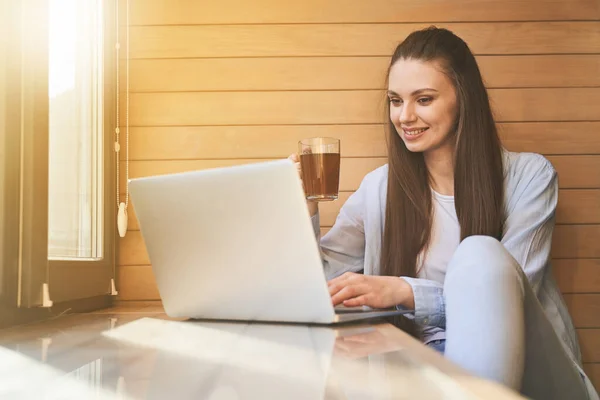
top-left (116, 0), bottom-right (600, 388)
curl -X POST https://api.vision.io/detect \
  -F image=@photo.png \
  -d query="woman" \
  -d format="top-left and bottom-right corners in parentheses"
top-left (290, 27), bottom-right (598, 399)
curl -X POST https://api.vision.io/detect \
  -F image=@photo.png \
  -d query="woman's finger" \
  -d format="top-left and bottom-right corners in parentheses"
top-left (328, 273), bottom-right (360, 297)
top-left (343, 294), bottom-right (373, 308)
top-left (327, 272), bottom-right (357, 287)
top-left (331, 284), bottom-right (369, 306)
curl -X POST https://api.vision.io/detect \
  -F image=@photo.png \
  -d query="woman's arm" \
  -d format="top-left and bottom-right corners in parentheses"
top-left (310, 183), bottom-right (366, 279)
top-left (500, 155), bottom-right (558, 295)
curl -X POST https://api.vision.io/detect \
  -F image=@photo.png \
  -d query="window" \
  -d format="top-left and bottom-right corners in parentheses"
top-left (0, 0), bottom-right (116, 315)
top-left (48, 0), bottom-right (105, 260)
top-left (45, 0), bottom-right (116, 304)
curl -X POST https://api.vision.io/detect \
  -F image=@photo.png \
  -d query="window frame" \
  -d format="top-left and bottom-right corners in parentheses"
top-left (1, 0), bottom-right (117, 313)
top-left (46, 0), bottom-right (117, 304)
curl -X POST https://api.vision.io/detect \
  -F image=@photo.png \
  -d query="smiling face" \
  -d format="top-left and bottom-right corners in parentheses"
top-left (387, 58), bottom-right (459, 155)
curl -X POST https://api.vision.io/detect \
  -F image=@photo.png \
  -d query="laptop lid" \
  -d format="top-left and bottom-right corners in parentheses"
top-left (129, 159), bottom-right (337, 324)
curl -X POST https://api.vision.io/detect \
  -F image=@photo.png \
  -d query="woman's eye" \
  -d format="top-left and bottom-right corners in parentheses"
top-left (417, 97), bottom-right (433, 105)
top-left (389, 98), bottom-right (402, 106)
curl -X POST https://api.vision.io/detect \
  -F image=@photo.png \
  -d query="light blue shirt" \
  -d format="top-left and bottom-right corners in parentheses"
top-left (311, 150), bottom-right (582, 367)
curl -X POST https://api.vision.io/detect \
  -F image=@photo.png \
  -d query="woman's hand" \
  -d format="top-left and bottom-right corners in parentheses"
top-left (328, 272), bottom-right (415, 309)
top-left (288, 153), bottom-right (318, 217)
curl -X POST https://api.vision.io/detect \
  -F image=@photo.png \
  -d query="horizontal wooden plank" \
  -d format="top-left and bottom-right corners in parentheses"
top-left (115, 260), bottom-right (600, 327)
top-left (557, 190), bottom-right (600, 224)
top-left (126, 89), bottom-right (600, 126)
top-left (124, 0), bottom-right (600, 25)
top-left (124, 188), bottom-right (600, 233)
top-left (125, 57), bottom-right (388, 92)
top-left (564, 294), bottom-right (600, 328)
top-left (116, 258), bottom-right (600, 300)
top-left (584, 363), bottom-right (600, 392)
top-left (119, 225), bottom-right (600, 266)
top-left (492, 88), bottom-right (600, 122)
top-left (117, 265), bottom-right (160, 301)
top-left (115, 260), bottom-right (600, 328)
top-left (127, 22), bottom-right (600, 59)
top-left (579, 329), bottom-right (600, 362)
top-left (121, 156), bottom-right (600, 200)
top-left (554, 259), bottom-right (600, 294)
top-left (118, 230), bottom-right (150, 265)
top-left (476, 55), bottom-right (600, 88)
top-left (122, 160), bottom-right (369, 230)
top-left (120, 123), bottom-right (600, 162)
top-left (121, 155), bottom-right (600, 229)
top-left (124, 55), bottom-right (600, 92)
top-left (318, 189), bottom-right (600, 226)
top-left (121, 158), bottom-right (387, 197)
top-left (499, 122), bottom-right (600, 155)
top-left (552, 226), bottom-right (600, 259)
top-left (547, 156), bottom-right (600, 189)
top-left (122, 125), bottom-right (387, 160)
top-left (121, 155), bottom-right (600, 230)
top-left (126, 91), bottom-right (384, 126)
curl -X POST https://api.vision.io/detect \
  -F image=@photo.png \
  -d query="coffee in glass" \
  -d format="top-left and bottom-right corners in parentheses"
top-left (298, 137), bottom-right (340, 201)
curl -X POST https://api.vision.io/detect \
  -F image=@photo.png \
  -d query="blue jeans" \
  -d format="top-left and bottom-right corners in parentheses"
top-left (427, 339), bottom-right (445, 354)
top-left (437, 236), bottom-right (596, 400)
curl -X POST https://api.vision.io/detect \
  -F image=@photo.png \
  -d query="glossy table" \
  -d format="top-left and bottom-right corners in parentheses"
top-left (0, 305), bottom-right (524, 399)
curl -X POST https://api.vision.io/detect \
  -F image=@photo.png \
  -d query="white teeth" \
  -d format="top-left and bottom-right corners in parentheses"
top-left (405, 128), bottom-right (427, 135)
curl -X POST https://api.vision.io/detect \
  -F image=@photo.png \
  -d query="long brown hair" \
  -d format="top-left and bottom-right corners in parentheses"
top-left (381, 27), bottom-right (505, 334)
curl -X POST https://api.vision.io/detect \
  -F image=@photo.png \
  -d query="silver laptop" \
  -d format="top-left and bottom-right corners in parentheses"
top-left (128, 159), bottom-right (412, 324)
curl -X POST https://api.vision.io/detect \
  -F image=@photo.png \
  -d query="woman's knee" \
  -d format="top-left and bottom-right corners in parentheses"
top-left (446, 235), bottom-right (523, 285)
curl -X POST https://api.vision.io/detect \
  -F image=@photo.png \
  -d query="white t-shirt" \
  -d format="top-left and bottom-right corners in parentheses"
top-left (415, 190), bottom-right (460, 342)
top-left (418, 190), bottom-right (460, 284)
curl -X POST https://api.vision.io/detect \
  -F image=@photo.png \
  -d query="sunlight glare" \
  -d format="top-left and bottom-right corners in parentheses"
top-left (49, 0), bottom-right (77, 98)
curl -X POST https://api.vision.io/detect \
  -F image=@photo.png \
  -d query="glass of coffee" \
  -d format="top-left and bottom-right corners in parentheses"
top-left (298, 137), bottom-right (340, 201)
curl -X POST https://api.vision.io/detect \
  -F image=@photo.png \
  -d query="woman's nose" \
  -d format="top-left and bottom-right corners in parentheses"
top-left (399, 103), bottom-right (417, 124)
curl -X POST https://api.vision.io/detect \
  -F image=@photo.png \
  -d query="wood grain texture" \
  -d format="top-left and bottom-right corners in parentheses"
top-left (114, 258), bottom-right (600, 330)
top-left (476, 55), bottom-right (600, 88)
top-left (114, 261), bottom-right (600, 303)
top-left (547, 156), bottom-right (600, 189)
top-left (124, 89), bottom-right (600, 126)
top-left (556, 190), bottom-right (600, 224)
top-left (564, 294), bottom-right (600, 328)
top-left (120, 156), bottom-right (600, 194)
top-left (119, 123), bottom-right (600, 162)
top-left (315, 189), bottom-right (600, 226)
top-left (552, 226), bottom-right (600, 259)
top-left (116, 0), bottom-right (600, 367)
top-left (121, 158), bottom-right (387, 194)
top-left (123, 188), bottom-right (600, 234)
top-left (118, 231), bottom-right (150, 266)
top-left (491, 88), bottom-right (600, 122)
top-left (123, 0), bottom-right (600, 25)
top-left (583, 363), bottom-right (600, 392)
top-left (498, 122), bottom-right (600, 155)
top-left (119, 225), bottom-right (600, 266)
top-left (117, 265), bottom-right (160, 301)
top-left (580, 329), bottom-right (600, 362)
top-left (126, 22), bottom-right (600, 59)
top-left (554, 259), bottom-right (600, 294)
top-left (123, 55), bottom-right (600, 92)
top-left (122, 125), bottom-right (388, 160)
top-left (116, 263), bottom-right (600, 297)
